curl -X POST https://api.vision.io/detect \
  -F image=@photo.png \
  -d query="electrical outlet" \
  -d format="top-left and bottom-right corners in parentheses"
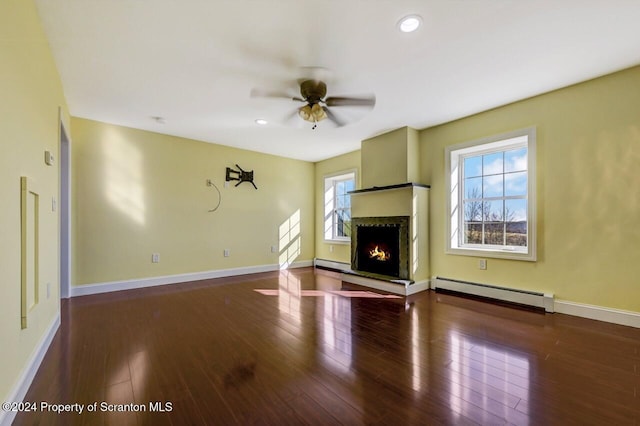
top-left (52, 196), bottom-right (57, 212)
top-left (152, 253), bottom-right (160, 263)
top-left (271, 246), bottom-right (277, 253)
top-left (478, 259), bottom-right (487, 270)
top-left (206, 179), bottom-right (213, 186)
top-left (44, 150), bottom-right (55, 166)
top-left (224, 249), bottom-right (230, 257)
top-left (329, 245), bottom-right (334, 253)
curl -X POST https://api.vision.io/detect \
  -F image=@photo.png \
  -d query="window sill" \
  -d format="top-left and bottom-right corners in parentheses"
top-left (446, 246), bottom-right (536, 262)
top-left (324, 239), bottom-right (350, 245)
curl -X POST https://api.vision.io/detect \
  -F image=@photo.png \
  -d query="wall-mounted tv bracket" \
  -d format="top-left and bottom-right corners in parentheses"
top-left (226, 164), bottom-right (257, 190)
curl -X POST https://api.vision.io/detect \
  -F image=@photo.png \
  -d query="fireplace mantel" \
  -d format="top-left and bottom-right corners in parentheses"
top-left (349, 182), bottom-right (430, 195)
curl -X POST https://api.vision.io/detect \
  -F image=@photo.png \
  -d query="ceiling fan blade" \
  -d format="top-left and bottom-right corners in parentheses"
top-left (284, 108), bottom-right (300, 123)
top-left (250, 88), bottom-right (304, 102)
top-left (323, 107), bottom-right (345, 127)
top-left (325, 95), bottom-right (376, 107)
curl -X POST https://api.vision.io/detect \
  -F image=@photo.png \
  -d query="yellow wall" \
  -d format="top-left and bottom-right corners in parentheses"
top-left (72, 118), bottom-right (315, 285)
top-left (361, 127), bottom-right (420, 188)
top-left (421, 65), bottom-right (640, 312)
top-left (314, 150), bottom-right (360, 263)
top-left (0, 0), bottom-right (68, 405)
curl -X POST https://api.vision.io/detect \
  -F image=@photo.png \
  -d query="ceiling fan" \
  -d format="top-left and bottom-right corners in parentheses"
top-left (251, 78), bottom-right (376, 129)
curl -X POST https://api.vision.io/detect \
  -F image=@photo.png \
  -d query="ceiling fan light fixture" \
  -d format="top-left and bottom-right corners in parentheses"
top-left (299, 104), bottom-right (327, 123)
top-left (398, 14), bottom-right (422, 33)
top-left (311, 103), bottom-right (327, 121)
top-left (298, 105), bottom-right (312, 121)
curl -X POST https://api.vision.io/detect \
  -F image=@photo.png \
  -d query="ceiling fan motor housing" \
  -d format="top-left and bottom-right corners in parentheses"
top-left (300, 80), bottom-right (327, 104)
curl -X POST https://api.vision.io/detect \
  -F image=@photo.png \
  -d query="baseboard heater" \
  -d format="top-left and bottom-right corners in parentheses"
top-left (432, 277), bottom-right (554, 313)
top-left (314, 258), bottom-right (351, 273)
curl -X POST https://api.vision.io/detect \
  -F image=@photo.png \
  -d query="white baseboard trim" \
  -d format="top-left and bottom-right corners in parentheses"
top-left (314, 258), bottom-right (351, 272)
top-left (0, 313), bottom-right (60, 426)
top-left (70, 260), bottom-right (313, 297)
top-left (341, 273), bottom-right (430, 296)
top-left (432, 277), bottom-right (555, 313)
top-left (555, 300), bottom-right (640, 329)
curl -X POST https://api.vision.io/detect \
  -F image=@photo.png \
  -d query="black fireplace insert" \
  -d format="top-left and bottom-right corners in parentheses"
top-left (351, 216), bottom-right (410, 280)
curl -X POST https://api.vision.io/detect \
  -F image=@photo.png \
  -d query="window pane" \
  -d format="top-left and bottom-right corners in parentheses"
top-left (464, 156), bottom-right (482, 178)
top-left (484, 222), bottom-right (505, 245)
top-left (463, 200), bottom-right (483, 221)
top-left (506, 224), bottom-right (526, 246)
top-left (505, 148), bottom-right (527, 172)
top-left (325, 174), bottom-right (355, 241)
top-left (505, 199), bottom-right (527, 222)
top-left (464, 222), bottom-right (482, 244)
top-left (342, 220), bottom-right (351, 237)
top-left (464, 177), bottom-right (482, 200)
top-left (483, 152), bottom-right (503, 175)
top-left (483, 174), bottom-right (503, 198)
top-left (338, 209), bottom-right (351, 237)
top-left (336, 209), bottom-right (347, 237)
top-left (505, 199), bottom-right (527, 246)
top-left (483, 200), bottom-right (504, 221)
top-left (505, 228), bottom-right (526, 246)
top-left (505, 171), bottom-right (527, 197)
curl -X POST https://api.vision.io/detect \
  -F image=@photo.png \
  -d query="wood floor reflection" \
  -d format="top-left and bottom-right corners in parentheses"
top-left (14, 267), bottom-right (640, 425)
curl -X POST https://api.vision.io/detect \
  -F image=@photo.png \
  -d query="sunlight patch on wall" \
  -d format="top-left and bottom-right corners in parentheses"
top-left (279, 209), bottom-right (301, 269)
top-left (103, 129), bottom-right (146, 225)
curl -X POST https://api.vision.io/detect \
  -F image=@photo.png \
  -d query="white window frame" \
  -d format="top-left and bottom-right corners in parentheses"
top-left (324, 170), bottom-right (356, 243)
top-left (445, 127), bottom-right (536, 261)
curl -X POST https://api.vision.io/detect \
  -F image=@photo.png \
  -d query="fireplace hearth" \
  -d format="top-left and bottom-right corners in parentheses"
top-left (351, 216), bottom-right (410, 280)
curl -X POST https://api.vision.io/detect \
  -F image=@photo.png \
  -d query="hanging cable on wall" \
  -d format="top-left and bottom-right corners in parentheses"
top-left (206, 179), bottom-right (222, 212)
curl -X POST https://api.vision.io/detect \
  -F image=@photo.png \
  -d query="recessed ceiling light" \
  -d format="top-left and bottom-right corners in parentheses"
top-left (398, 15), bottom-right (422, 33)
top-left (255, 119), bottom-right (268, 125)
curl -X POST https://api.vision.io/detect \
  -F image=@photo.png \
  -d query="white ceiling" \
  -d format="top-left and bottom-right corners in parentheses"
top-left (35, 1), bottom-right (640, 162)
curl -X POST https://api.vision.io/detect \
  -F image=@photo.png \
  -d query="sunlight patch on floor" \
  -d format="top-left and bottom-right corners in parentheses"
top-left (254, 289), bottom-right (401, 299)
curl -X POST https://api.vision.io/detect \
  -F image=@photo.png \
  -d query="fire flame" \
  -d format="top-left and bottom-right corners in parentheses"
top-left (369, 246), bottom-right (391, 261)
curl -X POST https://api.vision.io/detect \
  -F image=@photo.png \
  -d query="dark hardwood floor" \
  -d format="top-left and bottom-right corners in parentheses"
top-left (13, 267), bottom-right (640, 425)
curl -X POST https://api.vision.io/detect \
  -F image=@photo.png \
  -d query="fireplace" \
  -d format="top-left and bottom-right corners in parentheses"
top-left (351, 216), bottom-right (410, 280)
